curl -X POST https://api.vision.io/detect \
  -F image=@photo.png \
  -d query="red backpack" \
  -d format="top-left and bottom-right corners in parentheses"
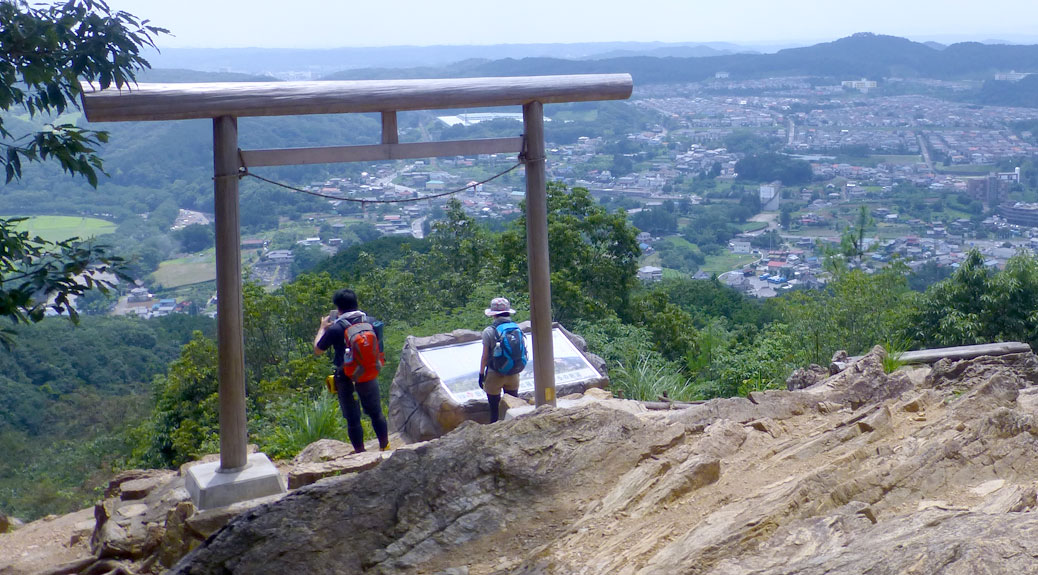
top-left (340, 316), bottom-right (385, 383)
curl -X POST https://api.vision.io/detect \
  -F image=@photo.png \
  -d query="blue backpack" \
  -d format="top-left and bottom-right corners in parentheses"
top-left (490, 322), bottom-right (528, 375)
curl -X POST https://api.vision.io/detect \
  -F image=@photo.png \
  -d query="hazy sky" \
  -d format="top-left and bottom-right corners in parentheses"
top-left (106, 0), bottom-right (1038, 49)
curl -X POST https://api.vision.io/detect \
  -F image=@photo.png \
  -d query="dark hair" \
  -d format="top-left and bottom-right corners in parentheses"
top-left (332, 288), bottom-right (358, 312)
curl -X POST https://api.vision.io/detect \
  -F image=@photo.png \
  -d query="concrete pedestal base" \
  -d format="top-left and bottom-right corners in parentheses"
top-left (185, 453), bottom-right (286, 510)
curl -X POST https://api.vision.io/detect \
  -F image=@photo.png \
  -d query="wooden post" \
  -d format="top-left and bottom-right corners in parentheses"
top-left (381, 111), bottom-right (399, 145)
top-left (213, 116), bottom-right (248, 472)
top-left (523, 101), bottom-right (556, 407)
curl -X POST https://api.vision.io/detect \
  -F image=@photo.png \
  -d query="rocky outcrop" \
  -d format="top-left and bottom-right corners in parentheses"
top-left (785, 363), bottom-right (828, 390)
top-left (173, 347), bottom-right (1038, 575)
top-left (287, 441), bottom-right (384, 489)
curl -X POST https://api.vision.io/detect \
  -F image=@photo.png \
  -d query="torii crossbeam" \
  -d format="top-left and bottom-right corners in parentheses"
top-left (82, 73), bottom-right (633, 508)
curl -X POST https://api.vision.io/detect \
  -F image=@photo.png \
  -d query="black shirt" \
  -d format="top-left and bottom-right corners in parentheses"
top-left (316, 310), bottom-right (368, 368)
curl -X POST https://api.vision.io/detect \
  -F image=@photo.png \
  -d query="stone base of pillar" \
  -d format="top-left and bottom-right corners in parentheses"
top-left (185, 452), bottom-right (286, 510)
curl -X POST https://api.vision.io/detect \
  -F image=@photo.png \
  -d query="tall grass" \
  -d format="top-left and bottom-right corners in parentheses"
top-left (612, 354), bottom-right (697, 402)
top-left (882, 337), bottom-right (910, 374)
top-left (266, 394), bottom-right (346, 458)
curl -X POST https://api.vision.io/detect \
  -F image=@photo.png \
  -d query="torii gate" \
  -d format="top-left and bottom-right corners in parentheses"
top-left (82, 74), bottom-right (633, 508)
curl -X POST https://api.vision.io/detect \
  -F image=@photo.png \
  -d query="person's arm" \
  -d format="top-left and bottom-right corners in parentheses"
top-left (478, 330), bottom-right (493, 387)
top-left (314, 315), bottom-right (333, 355)
top-left (480, 328), bottom-right (493, 374)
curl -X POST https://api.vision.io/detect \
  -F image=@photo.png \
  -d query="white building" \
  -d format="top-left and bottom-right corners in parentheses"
top-left (759, 181), bottom-right (781, 211)
top-left (637, 266), bottom-right (663, 282)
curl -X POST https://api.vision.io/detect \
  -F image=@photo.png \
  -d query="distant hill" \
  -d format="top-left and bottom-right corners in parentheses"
top-left (144, 41), bottom-right (761, 77)
top-left (137, 68), bottom-right (279, 83)
top-left (320, 33), bottom-right (1038, 84)
top-left (584, 45), bottom-right (740, 59)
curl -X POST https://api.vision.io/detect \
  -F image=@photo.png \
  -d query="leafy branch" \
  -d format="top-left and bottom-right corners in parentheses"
top-left (0, 1), bottom-right (167, 339)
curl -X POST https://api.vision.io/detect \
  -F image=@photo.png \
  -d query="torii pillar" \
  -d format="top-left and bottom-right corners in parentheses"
top-left (523, 101), bottom-right (555, 407)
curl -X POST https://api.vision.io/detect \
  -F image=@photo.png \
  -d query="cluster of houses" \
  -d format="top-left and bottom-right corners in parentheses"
top-left (121, 286), bottom-right (192, 318)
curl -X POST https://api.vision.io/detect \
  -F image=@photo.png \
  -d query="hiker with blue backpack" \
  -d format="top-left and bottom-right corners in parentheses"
top-left (479, 297), bottom-right (528, 423)
top-left (314, 288), bottom-right (390, 452)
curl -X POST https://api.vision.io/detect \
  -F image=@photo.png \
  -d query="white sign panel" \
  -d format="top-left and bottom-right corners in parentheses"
top-left (416, 328), bottom-right (600, 404)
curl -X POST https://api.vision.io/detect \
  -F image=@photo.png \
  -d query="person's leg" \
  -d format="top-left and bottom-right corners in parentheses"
top-left (484, 371), bottom-right (506, 423)
top-left (487, 393), bottom-right (502, 422)
top-left (355, 380), bottom-right (389, 449)
top-left (336, 375), bottom-right (365, 452)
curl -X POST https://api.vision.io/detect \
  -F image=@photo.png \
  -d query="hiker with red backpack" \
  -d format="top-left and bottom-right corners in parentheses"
top-left (314, 288), bottom-right (390, 452)
top-left (479, 297), bottom-right (528, 423)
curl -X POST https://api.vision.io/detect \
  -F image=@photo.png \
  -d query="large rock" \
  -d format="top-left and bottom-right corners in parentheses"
top-left (287, 450), bottom-right (383, 489)
top-left (170, 403), bottom-right (685, 574)
top-left (103, 469), bottom-right (177, 500)
top-left (388, 322), bottom-right (609, 443)
top-left (172, 349), bottom-right (1038, 575)
top-left (786, 363), bottom-right (828, 390)
top-left (290, 438), bottom-right (355, 464)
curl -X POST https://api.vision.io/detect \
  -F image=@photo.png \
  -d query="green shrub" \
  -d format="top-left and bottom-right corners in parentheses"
top-left (881, 337), bottom-right (910, 374)
top-left (264, 394), bottom-right (347, 459)
top-left (612, 354), bottom-right (696, 402)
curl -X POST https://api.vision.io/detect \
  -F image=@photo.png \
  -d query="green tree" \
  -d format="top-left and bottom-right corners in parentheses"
top-left (174, 223), bottom-right (215, 253)
top-left (0, 1), bottom-right (165, 342)
top-left (910, 250), bottom-right (1038, 349)
top-left (910, 250), bottom-right (988, 347)
top-left (735, 153), bottom-right (812, 185)
top-left (500, 183), bottom-right (640, 323)
top-left (779, 264), bottom-right (915, 365)
top-left (632, 205), bottom-right (678, 235)
top-left (131, 333), bottom-right (220, 468)
top-left (779, 205), bottom-right (793, 230)
top-left (627, 290), bottom-right (699, 366)
top-left (840, 205), bottom-right (875, 263)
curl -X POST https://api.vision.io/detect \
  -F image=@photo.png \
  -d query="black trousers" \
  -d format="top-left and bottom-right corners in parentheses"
top-left (335, 373), bottom-right (389, 451)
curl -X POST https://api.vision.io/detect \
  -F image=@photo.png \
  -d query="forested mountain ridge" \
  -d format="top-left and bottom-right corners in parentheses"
top-left (322, 33), bottom-right (1038, 83)
top-left (0, 315), bottom-right (214, 520)
top-left (143, 41), bottom-right (751, 75)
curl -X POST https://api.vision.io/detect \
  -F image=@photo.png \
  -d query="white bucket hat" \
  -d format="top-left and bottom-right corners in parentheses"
top-left (484, 297), bottom-right (516, 317)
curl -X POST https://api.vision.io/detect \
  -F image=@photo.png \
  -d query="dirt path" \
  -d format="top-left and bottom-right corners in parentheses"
top-left (0, 507), bottom-right (95, 574)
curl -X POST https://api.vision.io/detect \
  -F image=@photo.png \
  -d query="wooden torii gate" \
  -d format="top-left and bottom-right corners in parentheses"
top-left (82, 74), bottom-right (632, 506)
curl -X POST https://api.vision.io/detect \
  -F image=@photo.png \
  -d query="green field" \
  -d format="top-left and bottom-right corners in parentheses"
top-left (875, 154), bottom-right (923, 165)
top-left (937, 163), bottom-right (994, 175)
top-left (738, 221), bottom-right (769, 232)
top-left (700, 252), bottom-right (759, 275)
top-left (6, 215), bottom-right (116, 242)
top-left (150, 251), bottom-right (217, 288)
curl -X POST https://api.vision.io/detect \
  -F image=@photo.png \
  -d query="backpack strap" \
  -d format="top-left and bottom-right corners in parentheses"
top-left (346, 321), bottom-right (374, 339)
top-left (495, 321), bottom-right (518, 337)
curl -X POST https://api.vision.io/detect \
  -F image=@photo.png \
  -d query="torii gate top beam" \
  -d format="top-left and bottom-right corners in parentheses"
top-left (81, 74), bottom-right (633, 122)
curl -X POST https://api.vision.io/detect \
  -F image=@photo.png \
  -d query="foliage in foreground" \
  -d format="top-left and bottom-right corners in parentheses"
top-left (0, 0), bottom-right (165, 342)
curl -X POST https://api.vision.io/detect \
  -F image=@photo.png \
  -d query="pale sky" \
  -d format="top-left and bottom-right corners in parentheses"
top-left (105, 0), bottom-right (1038, 49)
